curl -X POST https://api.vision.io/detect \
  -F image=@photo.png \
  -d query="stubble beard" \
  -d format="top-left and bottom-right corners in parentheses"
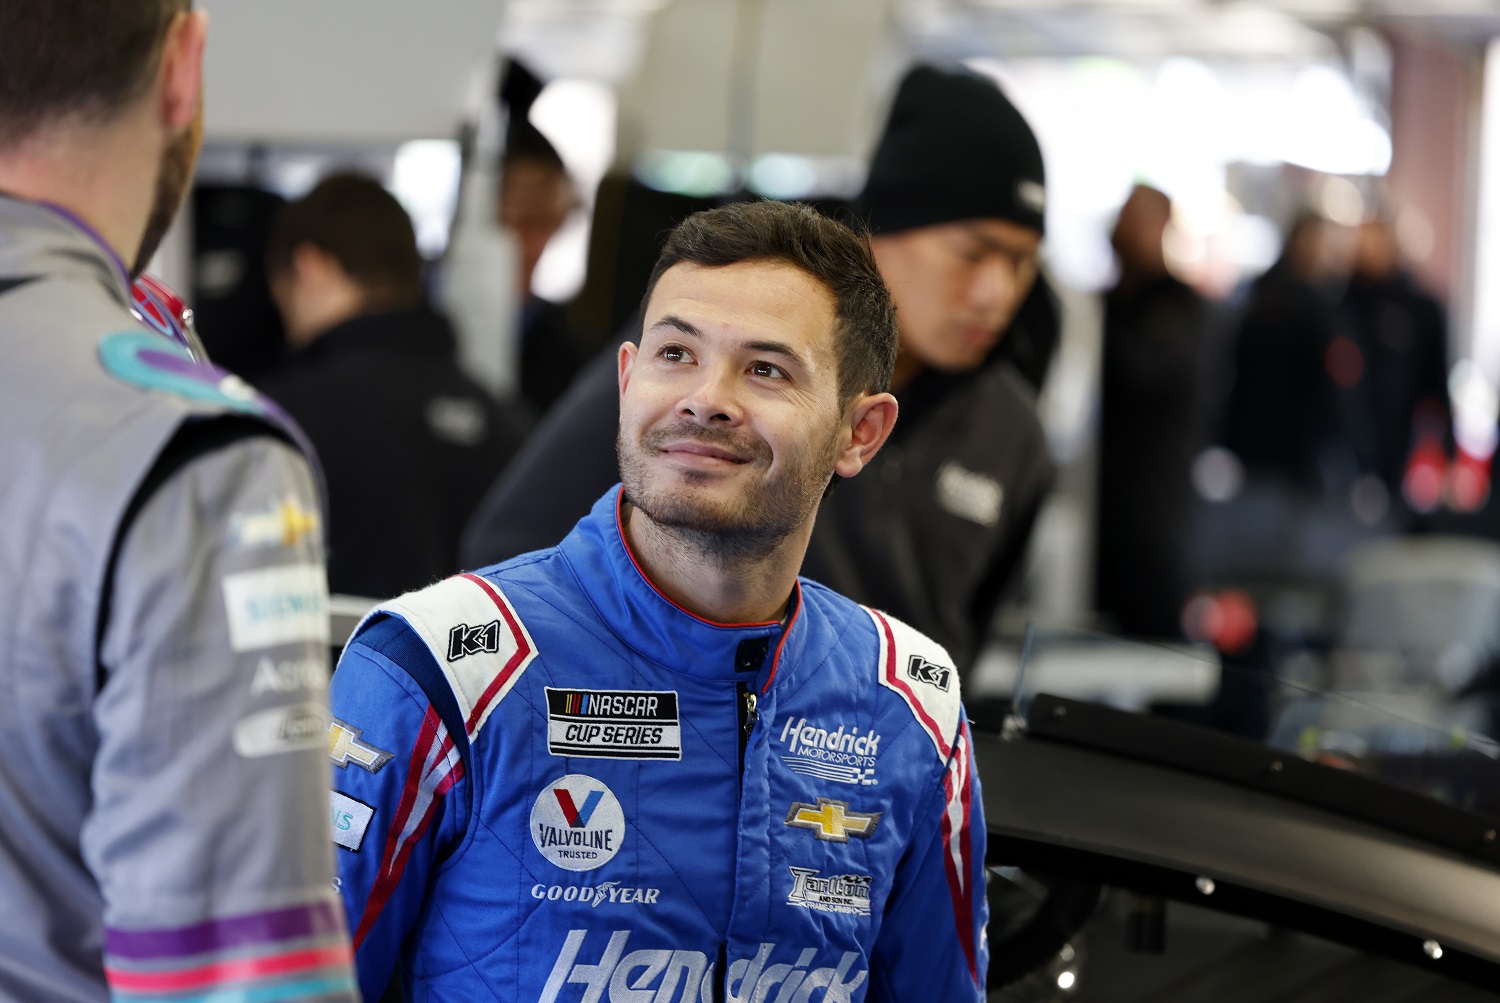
top-left (618, 419), bottom-right (838, 566)
top-left (131, 108), bottom-right (203, 280)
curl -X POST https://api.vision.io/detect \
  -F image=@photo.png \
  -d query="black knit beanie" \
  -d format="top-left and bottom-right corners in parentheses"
top-left (856, 65), bottom-right (1046, 236)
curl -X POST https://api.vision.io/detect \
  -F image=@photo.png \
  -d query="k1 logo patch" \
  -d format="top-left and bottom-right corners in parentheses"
top-left (906, 654), bottom-right (952, 692)
top-left (531, 774), bottom-right (626, 871)
top-left (447, 620), bottom-right (501, 661)
top-left (545, 688), bottom-right (682, 760)
top-left (785, 798), bottom-right (881, 842)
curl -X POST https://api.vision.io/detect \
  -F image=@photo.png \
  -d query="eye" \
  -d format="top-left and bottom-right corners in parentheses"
top-left (749, 360), bottom-right (787, 380)
top-left (660, 344), bottom-right (692, 363)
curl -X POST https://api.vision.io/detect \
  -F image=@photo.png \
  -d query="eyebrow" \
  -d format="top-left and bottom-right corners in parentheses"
top-left (648, 314), bottom-right (810, 369)
top-left (964, 225), bottom-right (1038, 259)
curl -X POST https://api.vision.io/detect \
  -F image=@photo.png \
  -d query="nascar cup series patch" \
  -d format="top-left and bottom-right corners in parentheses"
top-left (531, 774), bottom-right (626, 871)
top-left (545, 688), bottom-right (682, 760)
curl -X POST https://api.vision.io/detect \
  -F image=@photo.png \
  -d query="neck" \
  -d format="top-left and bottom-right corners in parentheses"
top-left (620, 499), bottom-right (806, 624)
top-left (0, 117), bottom-right (154, 275)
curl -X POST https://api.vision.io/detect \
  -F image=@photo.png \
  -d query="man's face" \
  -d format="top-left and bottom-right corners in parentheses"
top-left (617, 260), bottom-right (846, 557)
top-left (132, 97), bottom-right (204, 279)
top-left (872, 218), bottom-right (1042, 373)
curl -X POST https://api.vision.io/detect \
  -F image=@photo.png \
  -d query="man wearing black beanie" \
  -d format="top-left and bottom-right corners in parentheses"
top-left (805, 64), bottom-right (1055, 671)
top-left (462, 63), bottom-right (1056, 675)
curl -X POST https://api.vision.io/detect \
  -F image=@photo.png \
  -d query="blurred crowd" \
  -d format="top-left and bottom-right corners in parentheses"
top-left (192, 58), bottom-right (1481, 696)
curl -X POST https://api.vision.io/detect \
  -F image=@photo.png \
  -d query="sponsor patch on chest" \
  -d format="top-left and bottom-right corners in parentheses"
top-left (545, 688), bottom-right (682, 760)
top-left (777, 716), bottom-right (880, 786)
top-left (531, 774), bottom-right (627, 871)
top-left (787, 867), bottom-right (873, 917)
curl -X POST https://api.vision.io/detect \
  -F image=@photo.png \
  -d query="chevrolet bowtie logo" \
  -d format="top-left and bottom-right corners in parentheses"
top-left (785, 798), bottom-right (882, 842)
top-left (328, 718), bottom-right (395, 774)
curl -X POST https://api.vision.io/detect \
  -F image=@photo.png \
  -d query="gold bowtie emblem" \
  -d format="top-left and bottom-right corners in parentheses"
top-left (785, 798), bottom-right (881, 842)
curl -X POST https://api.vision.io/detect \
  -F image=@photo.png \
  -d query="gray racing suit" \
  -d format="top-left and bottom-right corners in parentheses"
top-left (0, 195), bottom-right (356, 1001)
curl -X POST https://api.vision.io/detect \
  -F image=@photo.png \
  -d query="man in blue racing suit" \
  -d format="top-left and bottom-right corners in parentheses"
top-left (330, 200), bottom-right (989, 1001)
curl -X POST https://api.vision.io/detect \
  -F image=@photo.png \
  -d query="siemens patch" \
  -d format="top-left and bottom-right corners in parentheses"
top-left (546, 688), bottom-right (682, 761)
top-left (331, 791), bottom-right (375, 852)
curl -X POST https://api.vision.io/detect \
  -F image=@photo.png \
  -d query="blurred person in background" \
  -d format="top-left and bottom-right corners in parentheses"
top-left (0, 1), bottom-right (355, 998)
top-left (1096, 184), bottom-right (1214, 637)
top-left (499, 60), bottom-right (589, 416)
top-left (260, 173), bottom-right (528, 599)
top-left (1339, 211), bottom-right (1451, 516)
top-left (463, 64), bottom-right (1055, 675)
top-left (1222, 211), bottom-right (1354, 494)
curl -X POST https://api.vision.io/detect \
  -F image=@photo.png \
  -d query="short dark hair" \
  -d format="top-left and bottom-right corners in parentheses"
top-left (642, 200), bottom-right (898, 403)
top-left (267, 173), bottom-right (424, 308)
top-left (0, 0), bottom-right (188, 147)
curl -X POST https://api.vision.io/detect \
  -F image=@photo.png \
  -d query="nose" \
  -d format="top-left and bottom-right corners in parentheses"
top-left (971, 255), bottom-right (1021, 318)
top-left (675, 360), bottom-right (743, 426)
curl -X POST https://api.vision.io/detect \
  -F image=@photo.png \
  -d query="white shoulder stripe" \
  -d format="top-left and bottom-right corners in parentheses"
top-left (363, 573), bottom-right (537, 743)
top-left (866, 607), bottom-right (962, 762)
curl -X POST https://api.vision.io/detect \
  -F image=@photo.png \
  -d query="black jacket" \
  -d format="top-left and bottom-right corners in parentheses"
top-left (461, 336), bottom-right (1053, 672)
top-left (259, 306), bottom-right (528, 598)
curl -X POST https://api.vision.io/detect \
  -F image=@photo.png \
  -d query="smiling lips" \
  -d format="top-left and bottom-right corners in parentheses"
top-left (656, 440), bottom-right (751, 465)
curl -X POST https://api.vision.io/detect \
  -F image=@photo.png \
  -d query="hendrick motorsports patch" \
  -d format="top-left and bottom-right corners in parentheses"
top-left (545, 688), bottom-right (682, 760)
top-left (531, 774), bottom-right (626, 871)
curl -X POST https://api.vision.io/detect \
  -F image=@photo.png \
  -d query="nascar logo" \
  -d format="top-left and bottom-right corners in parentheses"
top-left (546, 687), bottom-right (682, 761)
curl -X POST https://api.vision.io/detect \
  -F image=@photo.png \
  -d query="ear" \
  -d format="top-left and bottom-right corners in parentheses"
top-left (618, 341), bottom-right (639, 400)
top-left (158, 10), bottom-right (208, 131)
top-left (832, 392), bottom-right (899, 479)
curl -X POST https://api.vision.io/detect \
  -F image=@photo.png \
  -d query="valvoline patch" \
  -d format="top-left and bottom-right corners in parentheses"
top-left (97, 330), bottom-right (272, 417)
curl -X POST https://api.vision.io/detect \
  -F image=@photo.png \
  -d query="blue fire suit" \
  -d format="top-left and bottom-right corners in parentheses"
top-left (330, 486), bottom-right (988, 1001)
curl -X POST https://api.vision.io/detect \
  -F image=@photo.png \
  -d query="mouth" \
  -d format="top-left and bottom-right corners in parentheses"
top-left (655, 440), bottom-right (752, 466)
top-left (958, 322), bottom-right (999, 346)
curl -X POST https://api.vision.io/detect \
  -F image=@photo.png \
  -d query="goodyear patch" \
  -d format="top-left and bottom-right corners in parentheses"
top-left (546, 688), bottom-right (681, 760)
top-left (98, 330), bottom-right (270, 416)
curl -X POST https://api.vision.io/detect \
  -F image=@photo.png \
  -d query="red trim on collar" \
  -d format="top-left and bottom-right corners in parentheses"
top-left (761, 586), bottom-right (802, 693)
top-left (614, 489), bottom-right (793, 630)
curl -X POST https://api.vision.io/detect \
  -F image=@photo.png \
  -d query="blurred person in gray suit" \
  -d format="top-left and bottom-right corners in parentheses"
top-left (0, 0), bottom-right (356, 997)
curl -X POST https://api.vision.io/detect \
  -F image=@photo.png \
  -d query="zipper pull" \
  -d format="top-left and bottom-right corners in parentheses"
top-left (741, 690), bottom-right (759, 742)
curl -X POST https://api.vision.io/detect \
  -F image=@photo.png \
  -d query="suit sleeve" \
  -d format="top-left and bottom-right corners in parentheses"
top-left (330, 619), bottom-right (470, 1001)
top-left (870, 713), bottom-right (988, 1002)
top-left (86, 426), bottom-right (357, 1001)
